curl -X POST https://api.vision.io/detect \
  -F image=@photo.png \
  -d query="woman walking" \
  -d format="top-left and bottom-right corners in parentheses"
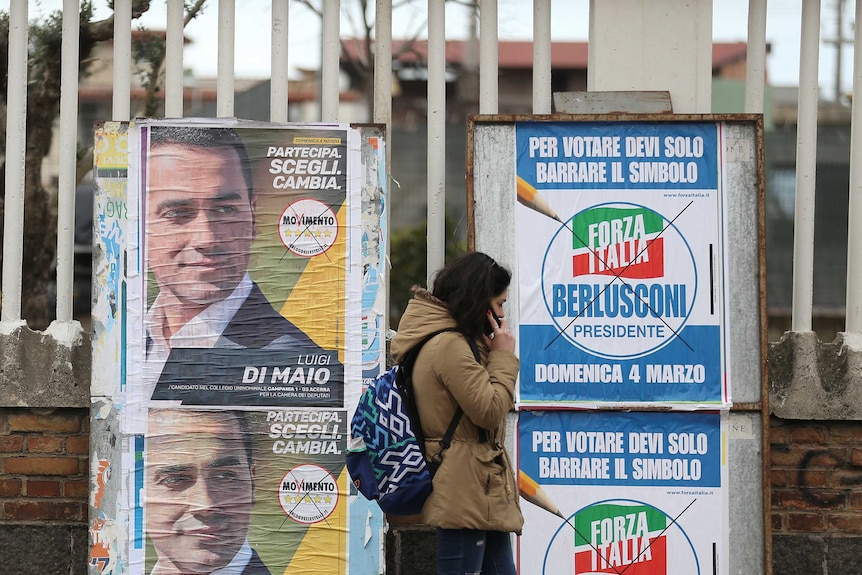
top-left (391, 252), bottom-right (522, 575)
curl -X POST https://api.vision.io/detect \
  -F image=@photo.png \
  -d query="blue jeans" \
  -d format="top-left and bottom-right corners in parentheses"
top-left (436, 528), bottom-right (517, 575)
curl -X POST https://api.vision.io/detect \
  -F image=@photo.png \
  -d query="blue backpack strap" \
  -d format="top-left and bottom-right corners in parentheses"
top-left (397, 328), bottom-right (457, 471)
top-left (406, 331), bottom-right (483, 474)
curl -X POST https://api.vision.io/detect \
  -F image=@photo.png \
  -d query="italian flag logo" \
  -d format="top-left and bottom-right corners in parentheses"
top-left (571, 207), bottom-right (665, 279)
top-left (574, 503), bottom-right (667, 574)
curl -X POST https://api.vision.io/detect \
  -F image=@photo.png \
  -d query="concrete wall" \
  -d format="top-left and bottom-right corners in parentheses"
top-left (0, 328), bottom-right (91, 575)
top-left (767, 332), bottom-right (862, 575)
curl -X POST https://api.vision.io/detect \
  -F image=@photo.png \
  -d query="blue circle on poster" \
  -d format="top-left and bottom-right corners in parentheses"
top-left (541, 202), bottom-right (697, 360)
top-left (541, 498), bottom-right (702, 575)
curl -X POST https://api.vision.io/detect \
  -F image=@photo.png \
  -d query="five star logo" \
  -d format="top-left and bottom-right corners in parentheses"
top-left (278, 198), bottom-right (339, 258)
top-left (278, 463), bottom-right (339, 524)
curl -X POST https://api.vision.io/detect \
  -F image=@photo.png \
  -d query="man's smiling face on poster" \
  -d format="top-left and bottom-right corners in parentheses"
top-left (147, 142), bottom-right (257, 306)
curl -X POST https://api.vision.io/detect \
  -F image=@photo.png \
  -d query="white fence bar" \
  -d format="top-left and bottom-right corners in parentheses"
top-left (744, 0), bottom-right (767, 114)
top-left (533, 0), bottom-right (552, 114)
top-left (165, 0), bottom-right (185, 118)
top-left (217, 0), bottom-right (236, 117)
top-left (321, 0), bottom-right (341, 122)
top-left (54, 0), bottom-right (81, 323)
top-left (1, 0), bottom-right (27, 324)
top-left (845, 0), bottom-right (862, 334)
top-left (479, 0), bottom-right (498, 114)
top-left (373, 0), bottom-right (393, 126)
top-left (112, 0), bottom-right (132, 121)
top-left (271, 0), bottom-right (290, 123)
top-left (791, 0), bottom-right (821, 332)
top-left (427, 0), bottom-right (446, 282)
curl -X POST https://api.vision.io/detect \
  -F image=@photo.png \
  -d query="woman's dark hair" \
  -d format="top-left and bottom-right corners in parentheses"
top-left (431, 252), bottom-right (511, 338)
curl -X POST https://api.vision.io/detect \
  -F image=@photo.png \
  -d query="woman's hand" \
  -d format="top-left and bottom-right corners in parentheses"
top-left (482, 310), bottom-right (516, 353)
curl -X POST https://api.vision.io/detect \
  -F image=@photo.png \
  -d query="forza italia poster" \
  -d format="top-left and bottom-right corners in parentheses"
top-left (515, 121), bottom-right (730, 407)
top-left (517, 410), bottom-right (728, 575)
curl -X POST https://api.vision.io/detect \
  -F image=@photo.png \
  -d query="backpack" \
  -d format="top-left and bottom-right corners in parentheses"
top-left (346, 329), bottom-right (480, 515)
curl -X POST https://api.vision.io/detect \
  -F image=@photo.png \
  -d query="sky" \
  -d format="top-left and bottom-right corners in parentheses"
top-left (6, 0), bottom-right (857, 99)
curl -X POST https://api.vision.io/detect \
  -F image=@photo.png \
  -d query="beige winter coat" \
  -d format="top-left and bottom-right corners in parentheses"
top-left (391, 289), bottom-right (523, 533)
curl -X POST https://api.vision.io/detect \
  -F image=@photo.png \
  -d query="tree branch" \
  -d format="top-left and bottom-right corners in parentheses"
top-left (87, 0), bottom-right (153, 41)
top-left (184, 0), bottom-right (208, 26)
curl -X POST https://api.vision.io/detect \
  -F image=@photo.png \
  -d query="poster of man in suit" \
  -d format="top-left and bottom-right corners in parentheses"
top-left (127, 121), bottom-right (360, 410)
top-left (120, 120), bottom-right (364, 575)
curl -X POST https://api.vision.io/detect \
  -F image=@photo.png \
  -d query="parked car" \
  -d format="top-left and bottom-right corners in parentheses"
top-left (48, 180), bottom-right (93, 325)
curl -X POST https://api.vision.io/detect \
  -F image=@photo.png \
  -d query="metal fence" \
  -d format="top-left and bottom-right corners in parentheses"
top-left (2, 0), bottom-right (860, 340)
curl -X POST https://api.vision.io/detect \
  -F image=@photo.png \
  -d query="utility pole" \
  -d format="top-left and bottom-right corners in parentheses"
top-left (824, 0), bottom-right (853, 103)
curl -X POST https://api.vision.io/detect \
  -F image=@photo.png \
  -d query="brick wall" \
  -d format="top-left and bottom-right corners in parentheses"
top-left (4, 409), bottom-right (862, 575)
top-left (770, 417), bottom-right (862, 575)
top-left (0, 408), bottom-right (89, 575)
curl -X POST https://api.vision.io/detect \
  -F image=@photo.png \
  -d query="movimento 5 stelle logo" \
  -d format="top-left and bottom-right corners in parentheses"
top-left (541, 202), bottom-right (697, 361)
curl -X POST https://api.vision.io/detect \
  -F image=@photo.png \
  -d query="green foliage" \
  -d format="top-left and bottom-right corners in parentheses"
top-left (388, 217), bottom-right (465, 329)
top-left (28, 2), bottom-right (96, 81)
top-left (132, 28), bottom-right (166, 116)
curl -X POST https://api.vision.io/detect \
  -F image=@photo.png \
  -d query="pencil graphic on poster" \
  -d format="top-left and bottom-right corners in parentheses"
top-left (517, 176), bottom-right (563, 223)
top-left (519, 469), bottom-right (565, 519)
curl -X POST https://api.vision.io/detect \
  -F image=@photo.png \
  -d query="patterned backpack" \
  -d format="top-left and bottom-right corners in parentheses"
top-left (347, 329), bottom-right (479, 515)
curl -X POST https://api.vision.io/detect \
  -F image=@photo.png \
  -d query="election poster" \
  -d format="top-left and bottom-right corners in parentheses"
top-left (359, 134), bottom-right (388, 389)
top-left (515, 121), bottom-right (730, 407)
top-left (91, 122), bottom-right (131, 573)
top-left (97, 120), bottom-right (380, 575)
top-left (132, 408), bottom-right (348, 575)
top-left (517, 410), bottom-right (728, 575)
top-left (124, 120), bottom-right (362, 421)
top-left (349, 130), bottom-right (388, 575)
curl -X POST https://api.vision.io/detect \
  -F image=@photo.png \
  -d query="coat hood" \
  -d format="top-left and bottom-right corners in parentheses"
top-left (390, 288), bottom-right (458, 363)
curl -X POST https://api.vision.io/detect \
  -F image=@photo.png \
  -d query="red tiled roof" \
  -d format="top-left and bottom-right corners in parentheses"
top-left (342, 39), bottom-right (754, 71)
top-left (711, 41), bottom-right (765, 69)
top-left (342, 39), bottom-right (589, 68)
